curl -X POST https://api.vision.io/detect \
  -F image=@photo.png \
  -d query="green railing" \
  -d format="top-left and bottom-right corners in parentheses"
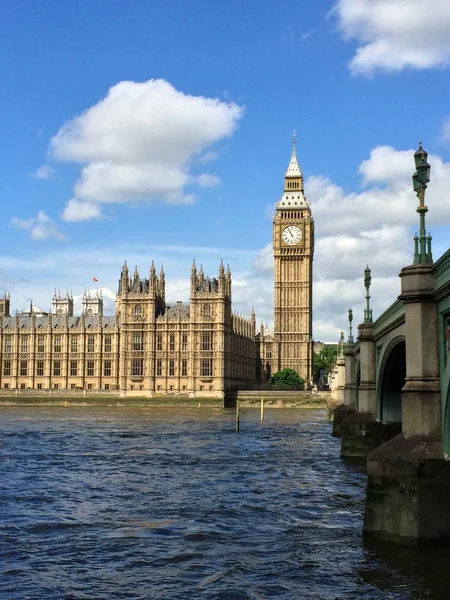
top-left (373, 298), bottom-right (405, 337)
top-left (433, 248), bottom-right (450, 293)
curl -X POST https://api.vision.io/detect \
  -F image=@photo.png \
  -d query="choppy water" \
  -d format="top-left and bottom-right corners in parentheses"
top-left (0, 407), bottom-right (449, 600)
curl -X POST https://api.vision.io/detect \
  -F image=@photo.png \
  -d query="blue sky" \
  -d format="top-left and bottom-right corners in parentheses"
top-left (1, 0), bottom-right (450, 341)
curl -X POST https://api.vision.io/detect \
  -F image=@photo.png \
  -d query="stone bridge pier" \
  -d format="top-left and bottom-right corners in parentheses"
top-left (363, 263), bottom-right (450, 546)
top-left (332, 334), bottom-right (354, 436)
top-left (338, 305), bottom-right (401, 459)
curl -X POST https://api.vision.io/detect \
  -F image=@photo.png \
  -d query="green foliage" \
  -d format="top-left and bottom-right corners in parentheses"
top-left (313, 344), bottom-right (339, 382)
top-left (271, 368), bottom-right (305, 389)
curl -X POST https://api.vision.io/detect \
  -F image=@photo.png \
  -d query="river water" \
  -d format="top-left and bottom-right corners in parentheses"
top-left (0, 407), bottom-right (449, 600)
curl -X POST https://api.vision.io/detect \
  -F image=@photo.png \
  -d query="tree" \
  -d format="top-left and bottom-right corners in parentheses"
top-left (271, 368), bottom-right (305, 389)
top-left (313, 344), bottom-right (339, 383)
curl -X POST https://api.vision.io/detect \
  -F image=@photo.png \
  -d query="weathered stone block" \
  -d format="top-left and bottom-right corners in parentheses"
top-left (332, 403), bottom-right (356, 437)
top-left (340, 412), bottom-right (402, 459)
top-left (364, 434), bottom-right (450, 546)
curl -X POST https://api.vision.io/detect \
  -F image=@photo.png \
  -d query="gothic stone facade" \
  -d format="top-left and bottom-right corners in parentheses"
top-left (0, 261), bottom-right (257, 398)
top-left (0, 137), bottom-right (314, 395)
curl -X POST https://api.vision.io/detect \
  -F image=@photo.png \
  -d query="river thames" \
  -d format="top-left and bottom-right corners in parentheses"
top-left (0, 407), bottom-right (449, 599)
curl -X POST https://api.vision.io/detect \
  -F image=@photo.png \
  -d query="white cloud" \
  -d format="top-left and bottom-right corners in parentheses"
top-left (194, 173), bottom-right (221, 188)
top-left (332, 0), bottom-right (450, 75)
top-left (300, 29), bottom-right (316, 42)
top-left (72, 162), bottom-right (193, 205)
top-left (32, 165), bottom-right (54, 179)
top-left (50, 79), bottom-right (244, 217)
top-left (11, 211), bottom-right (65, 242)
top-left (62, 199), bottom-right (103, 222)
top-left (307, 145), bottom-right (450, 236)
top-left (441, 116), bottom-right (450, 144)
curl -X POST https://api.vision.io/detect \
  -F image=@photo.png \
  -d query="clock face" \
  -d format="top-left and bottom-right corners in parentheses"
top-left (282, 225), bottom-right (302, 246)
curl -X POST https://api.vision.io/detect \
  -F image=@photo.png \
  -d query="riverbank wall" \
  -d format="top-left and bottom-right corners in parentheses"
top-left (0, 389), bottom-right (330, 409)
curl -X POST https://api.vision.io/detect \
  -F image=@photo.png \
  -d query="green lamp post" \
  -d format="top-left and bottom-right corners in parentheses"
top-left (348, 307), bottom-right (354, 343)
top-left (364, 266), bottom-right (373, 324)
top-left (412, 142), bottom-right (432, 264)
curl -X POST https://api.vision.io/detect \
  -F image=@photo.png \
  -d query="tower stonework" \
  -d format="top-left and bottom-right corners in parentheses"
top-left (273, 133), bottom-right (314, 382)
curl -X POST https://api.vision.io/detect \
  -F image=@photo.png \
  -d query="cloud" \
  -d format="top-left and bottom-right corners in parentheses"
top-left (61, 199), bottom-right (103, 222)
top-left (307, 145), bottom-right (450, 235)
top-left (441, 116), bottom-right (450, 144)
top-left (332, 0), bottom-right (450, 75)
top-left (49, 79), bottom-right (244, 218)
top-left (194, 173), bottom-right (221, 188)
top-left (300, 29), bottom-right (316, 42)
top-left (32, 165), bottom-right (54, 179)
top-left (11, 211), bottom-right (65, 242)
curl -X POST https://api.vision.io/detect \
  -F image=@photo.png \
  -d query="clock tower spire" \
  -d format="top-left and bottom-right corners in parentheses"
top-left (272, 132), bottom-right (314, 383)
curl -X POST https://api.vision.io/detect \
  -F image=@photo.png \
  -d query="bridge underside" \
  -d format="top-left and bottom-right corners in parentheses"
top-left (380, 341), bottom-right (405, 422)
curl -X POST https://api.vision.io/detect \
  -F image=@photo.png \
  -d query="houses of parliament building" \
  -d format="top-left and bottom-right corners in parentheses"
top-left (0, 136), bottom-right (314, 399)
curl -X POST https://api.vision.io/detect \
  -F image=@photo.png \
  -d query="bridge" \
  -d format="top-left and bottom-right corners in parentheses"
top-left (332, 143), bottom-right (450, 547)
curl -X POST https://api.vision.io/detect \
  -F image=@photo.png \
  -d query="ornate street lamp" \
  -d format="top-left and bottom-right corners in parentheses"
top-left (348, 307), bottom-right (354, 343)
top-left (412, 142), bottom-right (432, 264)
top-left (364, 266), bottom-right (373, 324)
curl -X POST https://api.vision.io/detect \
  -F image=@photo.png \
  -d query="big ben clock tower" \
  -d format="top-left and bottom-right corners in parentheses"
top-left (273, 132), bottom-right (314, 382)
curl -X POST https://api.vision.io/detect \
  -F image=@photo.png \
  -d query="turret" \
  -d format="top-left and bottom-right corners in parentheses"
top-left (190, 259), bottom-right (197, 295)
top-left (218, 259), bottom-right (225, 293)
top-left (0, 292), bottom-right (10, 317)
top-left (276, 130), bottom-right (308, 209)
top-left (119, 261), bottom-right (129, 296)
top-left (82, 289), bottom-right (103, 316)
top-left (159, 264), bottom-right (165, 304)
top-left (51, 289), bottom-right (74, 316)
top-left (198, 264), bottom-right (204, 284)
top-left (225, 264), bottom-right (231, 297)
top-left (149, 260), bottom-right (157, 292)
top-left (132, 265), bottom-right (140, 292)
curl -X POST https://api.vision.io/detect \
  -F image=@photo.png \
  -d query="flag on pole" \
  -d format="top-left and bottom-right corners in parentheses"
top-left (93, 277), bottom-right (98, 282)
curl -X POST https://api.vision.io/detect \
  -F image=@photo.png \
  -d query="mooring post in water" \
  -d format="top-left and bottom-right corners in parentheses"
top-left (260, 397), bottom-right (264, 422)
top-left (236, 400), bottom-right (240, 433)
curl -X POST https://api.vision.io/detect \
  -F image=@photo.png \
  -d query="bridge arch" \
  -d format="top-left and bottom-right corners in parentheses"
top-left (377, 336), bottom-right (406, 422)
top-left (442, 350), bottom-right (450, 459)
top-left (444, 387), bottom-right (450, 460)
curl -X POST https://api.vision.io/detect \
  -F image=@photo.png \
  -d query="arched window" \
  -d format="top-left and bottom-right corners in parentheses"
top-left (203, 304), bottom-right (211, 318)
top-left (134, 304), bottom-right (142, 316)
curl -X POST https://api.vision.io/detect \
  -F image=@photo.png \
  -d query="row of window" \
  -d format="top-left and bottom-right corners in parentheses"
top-left (156, 332), bottom-right (211, 351)
top-left (1, 358), bottom-right (214, 378)
top-left (3, 382), bottom-right (214, 392)
top-left (2, 360), bottom-right (113, 377)
top-left (2, 334), bottom-right (113, 354)
top-left (3, 382), bottom-right (114, 391)
top-left (131, 303), bottom-right (214, 318)
top-left (286, 181), bottom-right (301, 190)
top-left (1, 332), bottom-right (214, 353)
top-left (133, 358), bottom-right (213, 377)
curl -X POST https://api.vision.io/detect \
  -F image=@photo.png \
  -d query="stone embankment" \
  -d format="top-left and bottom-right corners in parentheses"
top-left (233, 390), bottom-right (330, 409)
top-left (0, 389), bottom-right (331, 409)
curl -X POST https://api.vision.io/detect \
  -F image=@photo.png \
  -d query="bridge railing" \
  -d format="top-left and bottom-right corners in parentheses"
top-left (433, 248), bottom-right (450, 297)
top-left (372, 298), bottom-right (405, 338)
